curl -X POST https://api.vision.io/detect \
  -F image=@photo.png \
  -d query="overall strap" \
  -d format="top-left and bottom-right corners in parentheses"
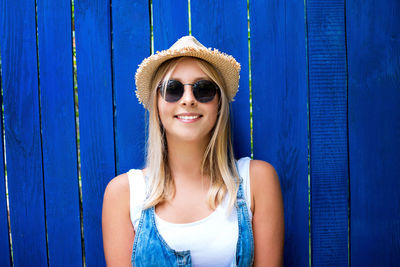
top-left (235, 160), bottom-right (254, 267)
top-left (131, 174), bottom-right (192, 267)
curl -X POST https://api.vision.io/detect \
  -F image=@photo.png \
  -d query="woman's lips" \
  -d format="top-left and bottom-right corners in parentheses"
top-left (175, 114), bottom-right (202, 123)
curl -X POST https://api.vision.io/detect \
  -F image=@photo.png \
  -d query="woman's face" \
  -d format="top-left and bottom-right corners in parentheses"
top-left (157, 58), bottom-right (219, 144)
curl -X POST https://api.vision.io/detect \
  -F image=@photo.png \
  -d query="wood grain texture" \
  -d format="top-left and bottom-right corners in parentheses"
top-left (307, 0), bottom-right (349, 265)
top-left (0, 0), bottom-right (48, 265)
top-left (36, 0), bottom-right (83, 266)
top-left (191, 0), bottom-right (251, 159)
top-left (0, 63), bottom-right (11, 266)
top-left (347, 0), bottom-right (400, 265)
top-left (1, 0), bottom-right (399, 265)
top-left (250, 0), bottom-right (309, 266)
top-left (153, 0), bottom-right (188, 52)
top-left (113, 0), bottom-right (149, 174)
top-left (74, 0), bottom-right (115, 265)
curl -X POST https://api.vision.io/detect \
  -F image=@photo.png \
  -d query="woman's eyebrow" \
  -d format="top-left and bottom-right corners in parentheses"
top-left (194, 76), bottom-right (210, 81)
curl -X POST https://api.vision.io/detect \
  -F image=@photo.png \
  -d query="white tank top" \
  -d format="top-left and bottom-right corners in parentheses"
top-left (128, 157), bottom-right (252, 266)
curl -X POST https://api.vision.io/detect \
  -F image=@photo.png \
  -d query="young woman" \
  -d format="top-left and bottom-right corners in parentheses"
top-left (102, 36), bottom-right (284, 266)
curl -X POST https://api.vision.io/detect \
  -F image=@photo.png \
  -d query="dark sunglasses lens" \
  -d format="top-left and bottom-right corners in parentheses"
top-left (193, 80), bottom-right (218, 103)
top-left (164, 80), bottom-right (183, 102)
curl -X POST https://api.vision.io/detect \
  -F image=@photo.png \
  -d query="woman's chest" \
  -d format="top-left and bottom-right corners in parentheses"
top-left (155, 192), bottom-right (214, 224)
top-left (155, 206), bottom-right (238, 266)
top-left (132, 189), bottom-right (254, 266)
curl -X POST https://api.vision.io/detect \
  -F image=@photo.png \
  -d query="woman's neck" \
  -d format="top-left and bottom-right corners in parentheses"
top-left (166, 136), bottom-right (209, 182)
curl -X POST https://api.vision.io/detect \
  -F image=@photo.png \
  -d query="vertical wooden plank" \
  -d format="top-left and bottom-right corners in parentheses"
top-left (191, 0), bottom-right (251, 159)
top-left (347, 0), bottom-right (400, 265)
top-left (153, 0), bottom-right (188, 52)
top-left (250, 0), bottom-right (309, 266)
top-left (113, 0), bottom-right (149, 174)
top-left (307, 0), bottom-right (349, 265)
top-left (0, 63), bottom-right (11, 266)
top-left (0, 0), bottom-right (48, 265)
top-left (74, 0), bottom-right (115, 265)
top-left (36, 0), bottom-right (83, 266)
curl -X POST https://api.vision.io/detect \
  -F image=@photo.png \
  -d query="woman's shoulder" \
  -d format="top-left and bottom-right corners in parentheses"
top-left (103, 173), bottom-right (130, 206)
top-left (236, 157), bottom-right (278, 182)
top-left (249, 159), bottom-right (280, 189)
top-left (247, 160), bottom-right (284, 265)
top-left (249, 159), bottom-right (282, 210)
top-left (106, 172), bottom-right (129, 188)
top-left (104, 168), bottom-right (146, 197)
top-left (249, 159), bottom-right (278, 176)
top-left (102, 173), bottom-right (132, 231)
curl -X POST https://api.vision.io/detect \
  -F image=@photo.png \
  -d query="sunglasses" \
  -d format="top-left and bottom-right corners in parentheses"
top-left (158, 79), bottom-right (219, 103)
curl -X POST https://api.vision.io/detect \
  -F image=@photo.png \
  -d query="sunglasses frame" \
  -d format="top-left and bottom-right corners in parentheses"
top-left (158, 79), bottom-right (220, 103)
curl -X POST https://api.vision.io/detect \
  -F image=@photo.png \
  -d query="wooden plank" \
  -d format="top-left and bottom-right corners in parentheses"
top-left (347, 0), bottom-right (400, 265)
top-left (307, 0), bottom-right (349, 265)
top-left (0, 0), bottom-right (48, 265)
top-left (113, 0), bottom-right (149, 175)
top-left (250, 0), bottom-right (309, 266)
top-left (191, 0), bottom-right (251, 159)
top-left (0, 64), bottom-right (11, 266)
top-left (74, 0), bottom-right (115, 265)
top-left (36, 0), bottom-right (83, 266)
top-left (153, 0), bottom-right (188, 52)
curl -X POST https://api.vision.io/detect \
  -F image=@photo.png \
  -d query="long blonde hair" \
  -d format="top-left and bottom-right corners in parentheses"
top-left (143, 56), bottom-right (240, 212)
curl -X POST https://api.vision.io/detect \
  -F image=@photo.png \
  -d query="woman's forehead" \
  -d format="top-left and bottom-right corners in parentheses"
top-left (169, 58), bottom-right (208, 78)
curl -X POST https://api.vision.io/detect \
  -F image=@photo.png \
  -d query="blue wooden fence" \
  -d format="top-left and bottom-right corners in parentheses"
top-left (0, 0), bottom-right (399, 266)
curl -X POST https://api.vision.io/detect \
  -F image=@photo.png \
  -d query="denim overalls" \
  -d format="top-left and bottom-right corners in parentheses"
top-left (131, 174), bottom-right (254, 267)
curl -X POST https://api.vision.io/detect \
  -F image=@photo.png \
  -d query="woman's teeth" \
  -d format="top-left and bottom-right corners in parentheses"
top-left (177, 115), bottom-right (200, 120)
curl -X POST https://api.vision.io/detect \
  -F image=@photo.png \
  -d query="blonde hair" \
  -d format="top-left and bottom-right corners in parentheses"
top-left (143, 57), bottom-right (240, 212)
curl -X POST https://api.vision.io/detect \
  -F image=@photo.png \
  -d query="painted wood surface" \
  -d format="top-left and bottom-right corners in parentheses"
top-left (74, 0), bottom-right (115, 265)
top-left (0, 67), bottom-right (10, 266)
top-left (307, 0), bottom-right (349, 265)
top-left (0, 0), bottom-right (48, 265)
top-left (113, 0), bottom-right (149, 174)
top-left (36, 0), bottom-right (83, 266)
top-left (347, 0), bottom-right (400, 265)
top-left (153, 0), bottom-right (188, 52)
top-left (191, 0), bottom-right (251, 159)
top-left (0, 0), bottom-right (399, 265)
top-left (250, 0), bottom-right (309, 266)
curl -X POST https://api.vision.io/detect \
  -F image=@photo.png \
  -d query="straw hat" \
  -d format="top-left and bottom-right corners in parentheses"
top-left (135, 35), bottom-right (241, 109)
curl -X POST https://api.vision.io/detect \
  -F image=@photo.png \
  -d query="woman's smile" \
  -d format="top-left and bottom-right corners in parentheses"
top-left (175, 113), bottom-right (203, 123)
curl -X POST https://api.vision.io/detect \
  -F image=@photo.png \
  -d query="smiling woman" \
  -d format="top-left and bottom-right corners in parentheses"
top-left (101, 36), bottom-right (284, 267)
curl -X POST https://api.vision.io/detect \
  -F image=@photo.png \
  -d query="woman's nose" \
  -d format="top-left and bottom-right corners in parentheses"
top-left (179, 85), bottom-right (196, 106)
